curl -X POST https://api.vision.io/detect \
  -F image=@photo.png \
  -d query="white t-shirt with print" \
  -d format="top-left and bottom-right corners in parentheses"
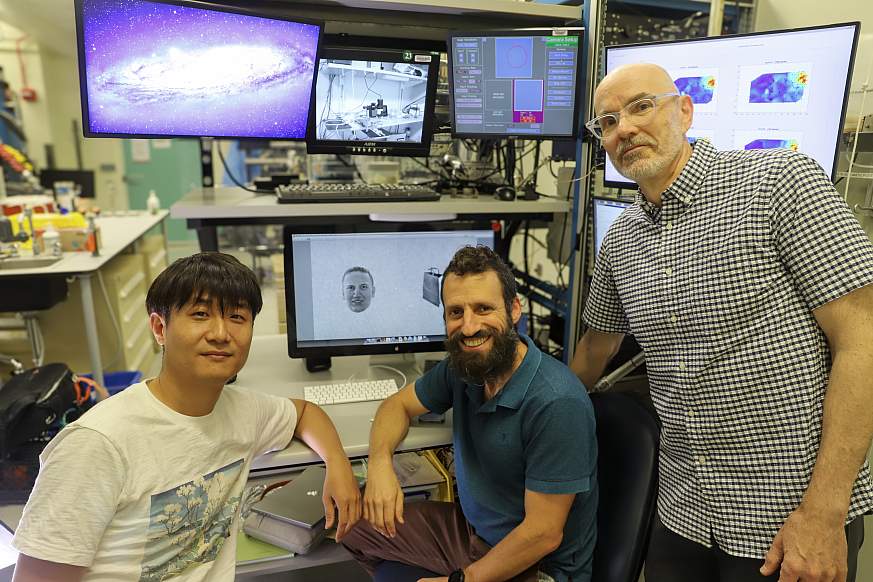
top-left (12, 381), bottom-right (297, 581)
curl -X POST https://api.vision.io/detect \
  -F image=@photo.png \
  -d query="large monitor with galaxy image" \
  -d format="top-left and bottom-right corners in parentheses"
top-left (74, 0), bottom-right (323, 140)
top-left (447, 28), bottom-right (584, 139)
top-left (602, 22), bottom-right (859, 188)
top-left (305, 46), bottom-right (440, 157)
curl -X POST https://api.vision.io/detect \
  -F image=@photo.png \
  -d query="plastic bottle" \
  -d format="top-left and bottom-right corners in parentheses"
top-left (146, 189), bottom-right (161, 214)
top-left (42, 222), bottom-right (61, 256)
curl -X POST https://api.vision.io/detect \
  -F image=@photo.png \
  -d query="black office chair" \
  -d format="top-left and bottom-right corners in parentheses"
top-left (372, 391), bottom-right (660, 582)
top-left (590, 390), bottom-right (660, 582)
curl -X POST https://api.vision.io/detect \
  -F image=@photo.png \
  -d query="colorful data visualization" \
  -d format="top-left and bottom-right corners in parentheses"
top-left (669, 68), bottom-right (719, 113)
top-left (686, 128), bottom-right (716, 145)
top-left (749, 71), bottom-right (808, 103)
top-left (675, 75), bottom-right (717, 104)
top-left (733, 129), bottom-right (803, 153)
top-left (736, 63), bottom-right (812, 113)
top-left (744, 138), bottom-right (800, 151)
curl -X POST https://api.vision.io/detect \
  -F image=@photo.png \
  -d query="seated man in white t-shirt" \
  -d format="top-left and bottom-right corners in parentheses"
top-left (11, 252), bottom-right (362, 582)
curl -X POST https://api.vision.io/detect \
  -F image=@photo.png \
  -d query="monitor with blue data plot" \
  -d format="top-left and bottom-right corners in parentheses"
top-left (603, 22), bottom-right (859, 188)
top-left (448, 28), bottom-right (584, 139)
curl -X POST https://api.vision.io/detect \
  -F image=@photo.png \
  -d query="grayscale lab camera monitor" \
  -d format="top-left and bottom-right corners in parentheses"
top-left (306, 46), bottom-right (440, 157)
top-left (75, 0), bottom-right (323, 140)
top-left (448, 27), bottom-right (584, 139)
top-left (283, 224), bottom-right (494, 360)
top-left (603, 22), bottom-right (859, 188)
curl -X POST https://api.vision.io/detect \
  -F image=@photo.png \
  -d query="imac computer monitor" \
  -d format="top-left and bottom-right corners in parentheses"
top-left (603, 22), bottom-right (859, 188)
top-left (448, 28), bottom-right (584, 138)
top-left (593, 197), bottom-right (632, 257)
top-left (306, 46), bottom-right (439, 156)
top-left (284, 226), bottom-right (495, 359)
top-left (75, 0), bottom-right (322, 139)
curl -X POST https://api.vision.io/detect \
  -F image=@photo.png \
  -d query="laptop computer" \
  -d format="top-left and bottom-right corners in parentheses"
top-left (251, 465), bottom-right (327, 529)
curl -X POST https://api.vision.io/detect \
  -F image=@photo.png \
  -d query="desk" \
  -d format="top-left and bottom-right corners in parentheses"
top-left (171, 187), bottom-right (571, 251)
top-left (235, 334), bottom-right (452, 578)
top-left (0, 211), bottom-right (169, 386)
top-left (235, 334), bottom-right (452, 472)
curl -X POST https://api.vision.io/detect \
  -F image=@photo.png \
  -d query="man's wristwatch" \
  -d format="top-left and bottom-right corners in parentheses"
top-left (448, 568), bottom-right (465, 582)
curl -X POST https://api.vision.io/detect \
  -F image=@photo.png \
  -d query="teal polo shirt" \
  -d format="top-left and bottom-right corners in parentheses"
top-left (415, 335), bottom-right (598, 582)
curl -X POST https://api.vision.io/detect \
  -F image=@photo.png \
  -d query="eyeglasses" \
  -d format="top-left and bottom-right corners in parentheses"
top-left (585, 92), bottom-right (680, 140)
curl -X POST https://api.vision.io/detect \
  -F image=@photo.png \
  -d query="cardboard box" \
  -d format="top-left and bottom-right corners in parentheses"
top-left (59, 227), bottom-right (101, 252)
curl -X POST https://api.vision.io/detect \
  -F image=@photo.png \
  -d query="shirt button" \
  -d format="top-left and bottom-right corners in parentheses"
top-left (697, 455), bottom-right (707, 465)
top-left (679, 361), bottom-right (686, 371)
top-left (664, 267), bottom-right (673, 276)
top-left (666, 221), bottom-right (673, 230)
top-left (670, 314), bottom-right (678, 323)
top-left (687, 409), bottom-right (695, 417)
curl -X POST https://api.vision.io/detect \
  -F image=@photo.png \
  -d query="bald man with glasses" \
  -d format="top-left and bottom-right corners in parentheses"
top-left (572, 63), bottom-right (873, 582)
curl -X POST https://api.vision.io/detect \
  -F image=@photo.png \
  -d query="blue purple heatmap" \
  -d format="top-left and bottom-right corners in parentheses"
top-left (81, 0), bottom-right (320, 138)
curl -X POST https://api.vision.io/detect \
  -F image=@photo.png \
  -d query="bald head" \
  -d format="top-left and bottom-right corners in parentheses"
top-left (594, 63), bottom-right (679, 115)
top-left (590, 63), bottom-right (694, 196)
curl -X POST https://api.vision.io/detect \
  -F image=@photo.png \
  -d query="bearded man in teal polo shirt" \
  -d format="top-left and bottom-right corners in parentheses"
top-left (342, 245), bottom-right (598, 582)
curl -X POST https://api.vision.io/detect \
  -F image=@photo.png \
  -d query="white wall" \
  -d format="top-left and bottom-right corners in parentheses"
top-left (0, 15), bottom-right (129, 211)
top-left (756, 2), bottom-right (873, 578)
top-left (39, 47), bottom-right (129, 210)
top-left (0, 21), bottom-right (51, 169)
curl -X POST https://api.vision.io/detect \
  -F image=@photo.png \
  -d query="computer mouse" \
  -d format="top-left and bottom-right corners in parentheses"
top-left (495, 186), bottom-right (516, 201)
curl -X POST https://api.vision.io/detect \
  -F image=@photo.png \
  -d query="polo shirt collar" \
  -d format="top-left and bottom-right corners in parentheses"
top-left (466, 335), bottom-right (542, 413)
top-left (634, 138), bottom-right (716, 212)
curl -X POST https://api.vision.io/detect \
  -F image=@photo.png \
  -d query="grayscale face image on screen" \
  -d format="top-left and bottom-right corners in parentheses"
top-left (290, 231), bottom-right (494, 349)
top-left (593, 198), bottom-right (631, 256)
top-left (451, 33), bottom-right (580, 137)
top-left (314, 58), bottom-right (431, 144)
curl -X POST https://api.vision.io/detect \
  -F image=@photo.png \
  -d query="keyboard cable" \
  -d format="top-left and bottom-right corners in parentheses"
top-left (370, 364), bottom-right (407, 389)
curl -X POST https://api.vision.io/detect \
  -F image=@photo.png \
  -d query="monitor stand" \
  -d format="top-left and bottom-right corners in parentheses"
top-left (305, 356), bottom-right (332, 373)
top-left (369, 353), bottom-right (416, 366)
top-left (304, 353), bottom-right (417, 374)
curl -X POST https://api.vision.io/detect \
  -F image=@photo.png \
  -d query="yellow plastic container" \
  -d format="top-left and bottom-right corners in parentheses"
top-left (9, 212), bottom-right (89, 250)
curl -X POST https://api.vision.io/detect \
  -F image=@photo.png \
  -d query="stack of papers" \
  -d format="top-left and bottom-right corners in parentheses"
top-left (236, 531), bottom-right (294, 566)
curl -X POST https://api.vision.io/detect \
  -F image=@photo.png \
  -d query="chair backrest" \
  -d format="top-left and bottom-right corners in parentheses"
top-left (590, 391), bottom-right (660, 582)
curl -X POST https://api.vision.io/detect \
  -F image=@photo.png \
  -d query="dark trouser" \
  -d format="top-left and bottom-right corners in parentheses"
top-left (644, 514), bottom-right (866, 582)
top-left (342, 501), bottom-right (541, 581)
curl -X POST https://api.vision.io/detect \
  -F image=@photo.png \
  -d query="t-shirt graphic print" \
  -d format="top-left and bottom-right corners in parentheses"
top-left (139, 458), bottom-right (245, 581)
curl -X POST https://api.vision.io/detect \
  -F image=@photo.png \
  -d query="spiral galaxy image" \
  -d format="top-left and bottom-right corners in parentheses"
top-left (79, 0), bottom-right (320, 138)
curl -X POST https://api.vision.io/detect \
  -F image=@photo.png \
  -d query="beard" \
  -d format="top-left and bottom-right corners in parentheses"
top-left (612, 124), bottom-right (686, 184)
top-left (445, 320), bottom-right (520, 385)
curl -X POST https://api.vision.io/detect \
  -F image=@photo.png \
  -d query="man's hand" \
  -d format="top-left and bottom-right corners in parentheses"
top-left (363, 457), bottom-right (405, 537)
top-left (322, 460), bottom-right (362, 542)
top-left (760, 506), bottom-right (848, 582)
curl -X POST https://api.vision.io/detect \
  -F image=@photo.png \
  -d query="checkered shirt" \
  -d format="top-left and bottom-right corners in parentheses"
top-left (583, 139), bottom-right (873, 558)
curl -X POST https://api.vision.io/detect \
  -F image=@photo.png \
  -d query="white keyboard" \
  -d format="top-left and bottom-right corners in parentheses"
top-left (303, 379), bottom-right (399, 405)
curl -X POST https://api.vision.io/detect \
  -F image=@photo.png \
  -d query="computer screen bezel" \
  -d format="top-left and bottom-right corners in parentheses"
top-left (74, 0), bottom-right (324, 140)
top-left (592, 196), bottom-right (633, 257)
top-left (447, 27), bottom-right (585, 140)
top-left (305, 45), bottom-right (440, 157)
top-left (601, 21), bottom-right (860, 189)
top-left (283, 222), bottom-right (495, 359)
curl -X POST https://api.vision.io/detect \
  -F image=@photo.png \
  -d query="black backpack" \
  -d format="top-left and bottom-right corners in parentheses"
top-left (0, 363), bottom-right (95, 502)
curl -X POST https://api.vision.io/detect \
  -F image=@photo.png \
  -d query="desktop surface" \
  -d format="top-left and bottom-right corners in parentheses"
top-left (233, 335), bottom-right (452, 472)
top-left (171, 187), bottom-right (571, 219)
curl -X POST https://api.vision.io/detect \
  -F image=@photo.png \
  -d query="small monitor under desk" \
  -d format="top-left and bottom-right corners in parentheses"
top-left (234, 335), bottom-right (452, 475)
